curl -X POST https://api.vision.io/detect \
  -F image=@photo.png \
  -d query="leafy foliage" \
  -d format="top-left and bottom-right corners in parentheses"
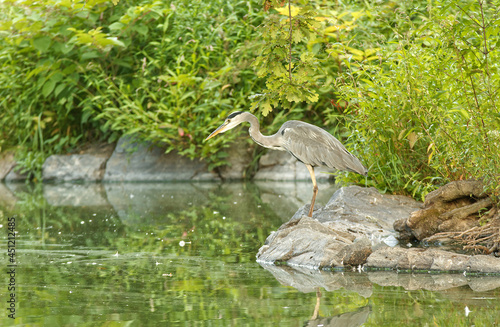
top-left (252, 0), bottom-right (500, 199)
top-left (79, 0), bottom-right (269, 172)
top-left (0, 0), bottom-right (266, 177)
top-left (333, 0), bottom-right (500, 199)
top-left (251, 2), bottom-right (321, 115)
top-left (0, 0), bottom-right (126, 179)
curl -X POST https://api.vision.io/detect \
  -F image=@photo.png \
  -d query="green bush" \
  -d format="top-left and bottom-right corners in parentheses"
top-left (0, 0), bottom-right (267, 178)
top-left (80, 0), bottom-right (271, 171)
top-left (333, 0), bottom-right (500, 199)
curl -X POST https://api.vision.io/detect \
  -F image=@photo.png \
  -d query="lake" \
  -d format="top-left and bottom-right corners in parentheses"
top-left (1, 181), bottom-right (499, 326)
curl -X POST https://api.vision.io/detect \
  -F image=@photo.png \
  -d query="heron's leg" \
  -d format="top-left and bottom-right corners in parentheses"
top-left (306, 164), bottom-right (318, 217)
top-left (310, 287), bottom-right (322, 320)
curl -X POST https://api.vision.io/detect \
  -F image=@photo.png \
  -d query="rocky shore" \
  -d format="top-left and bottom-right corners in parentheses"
top-left (257, 184), bottom-right (500, 274)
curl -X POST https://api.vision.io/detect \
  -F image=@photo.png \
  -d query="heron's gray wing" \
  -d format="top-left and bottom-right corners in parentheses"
top-left (280, 121), bottom-right (367, 176)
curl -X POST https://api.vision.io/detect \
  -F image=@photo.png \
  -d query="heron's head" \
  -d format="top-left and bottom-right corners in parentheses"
top-left (205, 111), bottom-right (246, 141)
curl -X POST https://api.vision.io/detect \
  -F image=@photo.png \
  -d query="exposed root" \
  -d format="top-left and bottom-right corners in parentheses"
top-left (425, 207), bottom-right (500, 254)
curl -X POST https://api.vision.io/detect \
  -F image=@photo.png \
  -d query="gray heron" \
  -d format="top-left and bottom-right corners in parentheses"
top-left (205, 111), bottom-right (367, 217)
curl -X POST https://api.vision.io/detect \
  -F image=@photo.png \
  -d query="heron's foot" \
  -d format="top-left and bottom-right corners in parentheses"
top-left (306, 204), bottom-right (319, 217)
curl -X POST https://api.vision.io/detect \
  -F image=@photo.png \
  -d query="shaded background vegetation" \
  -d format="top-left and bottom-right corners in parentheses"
top-left (0, 0), bottom-right (499, 200)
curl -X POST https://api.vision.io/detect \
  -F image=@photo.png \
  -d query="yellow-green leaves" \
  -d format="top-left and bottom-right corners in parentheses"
top-left (274, 5), bottom-right (300, 17)
top-left (407, 132), bottom-right (418, 149)
top-left (332, 0), bottom-right (500, 199)
top-left (251, 3), bottom-right (322, 114)
top-left (33, 36), bottom-right (52, 52)
top-left (345, 47), bottom-right (381, 62)
top-left (68, 27), bottom-right (125, 51)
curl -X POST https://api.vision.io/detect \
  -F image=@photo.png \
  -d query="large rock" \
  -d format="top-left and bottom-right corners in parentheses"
top-left (257, 186), bottom-right (423, 269)
top-left (256, 215), bottom-right (368, 268)
top-left (394, 180), bottom-right (495, 241)
top-left (42, 154), bottom-right (108, 182)
top-left (254, 150), bottom-right (333, 181)
top-left (366, 247), bottom-right (500, 273)
top-left (104, 136), bottom-right (219, 182)
top-left (257, 185), bottom-right (500, 273)
top-left (217, 139), bottom-right (253, 180)
top-left (4, 166), bottom-right (28, 182)
top-left (305, 186), bottom-right (423, 239)
top-left (0, 151), bottom-right (16, 181)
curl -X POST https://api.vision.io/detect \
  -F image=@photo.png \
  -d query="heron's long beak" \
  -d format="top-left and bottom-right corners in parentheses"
top-left (205, 122), bottom-right (228, 141)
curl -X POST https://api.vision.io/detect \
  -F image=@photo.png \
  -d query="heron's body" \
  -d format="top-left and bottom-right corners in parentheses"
top-left (206, 111), bottom-right (367, 217)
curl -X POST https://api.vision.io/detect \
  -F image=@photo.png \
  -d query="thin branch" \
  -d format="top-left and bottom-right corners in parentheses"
top-left (455, 3), bottom-right (482, 28)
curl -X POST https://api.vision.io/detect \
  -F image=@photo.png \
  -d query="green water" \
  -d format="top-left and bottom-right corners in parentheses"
top-left (1, 182), bottom-right (499, 326)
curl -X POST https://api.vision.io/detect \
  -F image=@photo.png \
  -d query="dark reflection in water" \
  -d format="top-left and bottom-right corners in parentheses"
top-left (0, 181), bottom-right (499, 326)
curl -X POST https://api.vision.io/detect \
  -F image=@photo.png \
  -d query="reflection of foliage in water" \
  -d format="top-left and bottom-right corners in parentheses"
top-left (2, 183), bottom-right (281, 260)
top-left (1, 183), bottom-right (500, 326)
top-left (369, 285), bottom-right (500, 326)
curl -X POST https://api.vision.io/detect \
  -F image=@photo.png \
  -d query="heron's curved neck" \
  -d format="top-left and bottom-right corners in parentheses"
top-left (243, 112), bottom-right (282, 150)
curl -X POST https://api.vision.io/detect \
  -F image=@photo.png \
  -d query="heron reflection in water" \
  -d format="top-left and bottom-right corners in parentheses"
top-left (205, 111), bottom-right (367, 217)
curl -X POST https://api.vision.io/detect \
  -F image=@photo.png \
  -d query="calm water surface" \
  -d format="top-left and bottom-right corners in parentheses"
top-left (1, 181), bottom-right (499, 326)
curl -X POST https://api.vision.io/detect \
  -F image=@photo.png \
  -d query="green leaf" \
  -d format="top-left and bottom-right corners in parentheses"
top-left (271, 63), bottom-right (288, 78)
top-left (81, 51), bottom-right (100, 60)
top-left (81, 110), bottom-right (93, 124)
top-left (408, 132), bottom-right (418, 149)
top-left (53, 41), bottom-right (74, 54)
top-left (261, 100), bottom-right (273, 117)
top-left (54, 84), bottom-right (66, 97)
top-left (285, 90), bottom-right (301, 103)
top-left (450, 109), bottom-right (470, 120)
top-left (42, 79), bottom-right (56, 98)
top-left (134, 25), bottom-right (149, 36)
top-left (305, 90), bottom-right (318, 103)
top-left (107, 37), bottom-right (126, 48)
top-left (33, 36), bottom-right (52, 52)
top-left (292, 29), bottom-right (304, 43)
top-left (109, 22), bottom-right (124, 31)
top-left (299, 52), bottom-right (314, 63)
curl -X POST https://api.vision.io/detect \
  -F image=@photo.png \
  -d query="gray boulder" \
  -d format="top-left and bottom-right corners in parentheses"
top-left (0, 151), bottom-right (16, 181)
top-left (257, 186), bottom-right (422, 268)
top-left (366, 247), bottom-right (500, 273)
top-left (305, 186), bottom-right (423, 240)
top-left (256, 215), bottom-right (365, 268)
top-left (257, 185), bottom-right (500, 273)
top-left (217, 139), bottom-right (253, 180)
top-left (42, 154), bottom-right (108, 182)
top-left (103, 136), bottom-right (219, 182)
top-left (254, 150), bottom-right (333, 181)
